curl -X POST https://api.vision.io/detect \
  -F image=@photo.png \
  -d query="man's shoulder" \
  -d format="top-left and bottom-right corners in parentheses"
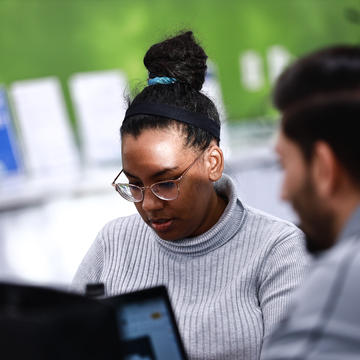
top-left (262, 238), bottom-right (360, 359)
top-left (316, 232), bottom-right (360, 271)
top-left (327, 236), bottom-right (360, 289)
top-left (291, 234), bottom-right (360, 305)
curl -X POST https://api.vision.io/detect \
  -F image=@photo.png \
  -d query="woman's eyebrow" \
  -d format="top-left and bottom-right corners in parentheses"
top-left (123, 166), bottom-right (180, 180)
top-left (151, 167), bottom-right (179, 179)
top-left (122, 170), bottom-right (139, 179)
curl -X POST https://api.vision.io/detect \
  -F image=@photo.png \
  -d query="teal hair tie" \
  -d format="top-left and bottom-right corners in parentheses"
top-left (148, 77), bottom-right (177, 85)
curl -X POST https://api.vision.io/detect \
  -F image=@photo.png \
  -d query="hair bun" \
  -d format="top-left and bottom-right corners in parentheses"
top-left (144, 31), bottom-right (208, 91)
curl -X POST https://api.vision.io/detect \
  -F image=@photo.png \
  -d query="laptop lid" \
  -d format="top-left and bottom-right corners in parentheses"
top-left (103, 285), bottom-right (188, 360)
top-left (0, 282), bottom-right (122, 360)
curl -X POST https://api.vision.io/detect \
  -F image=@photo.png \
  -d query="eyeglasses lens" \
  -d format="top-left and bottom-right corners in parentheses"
top-left (116, 184), bottom-right (142, 202)
top-left (116, 181), bottom-right (179, 202)
top-left (151, 181), bottom-right (178, 200)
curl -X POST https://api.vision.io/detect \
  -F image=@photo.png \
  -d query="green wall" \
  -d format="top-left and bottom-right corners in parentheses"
top-left (1, 0), bottom-right (359, 122)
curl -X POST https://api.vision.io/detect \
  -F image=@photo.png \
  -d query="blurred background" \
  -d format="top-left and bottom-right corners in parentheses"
top-left (1, 0), bottom-right (359, 287)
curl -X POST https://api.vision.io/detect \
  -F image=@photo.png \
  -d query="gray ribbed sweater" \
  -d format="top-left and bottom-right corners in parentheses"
top-left (72, 174), bottom-right (308, 360)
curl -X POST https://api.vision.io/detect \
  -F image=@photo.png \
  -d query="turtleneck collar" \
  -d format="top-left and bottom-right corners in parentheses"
top-left (153, 174), bottom-right (246, 257)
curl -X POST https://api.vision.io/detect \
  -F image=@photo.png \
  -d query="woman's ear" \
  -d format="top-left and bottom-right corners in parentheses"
top-left (205, 145), bottom-right (224, 182)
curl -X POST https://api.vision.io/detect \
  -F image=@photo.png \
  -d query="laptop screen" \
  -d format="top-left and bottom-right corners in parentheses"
top-left (103, 286), bottom-right (188, 360)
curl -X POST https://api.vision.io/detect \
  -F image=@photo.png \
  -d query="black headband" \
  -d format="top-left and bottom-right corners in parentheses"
top-left (124, 103), bottom-right (220, 140)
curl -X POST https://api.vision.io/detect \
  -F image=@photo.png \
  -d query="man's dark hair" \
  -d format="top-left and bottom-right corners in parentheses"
top-left (273, 45), bottom-right (360, 183)
top-left (120, 31), bottom-right (220, 151)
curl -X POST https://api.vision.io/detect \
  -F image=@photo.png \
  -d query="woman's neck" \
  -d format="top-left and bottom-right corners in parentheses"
top-left (192, 187), bottom-right (228, 237)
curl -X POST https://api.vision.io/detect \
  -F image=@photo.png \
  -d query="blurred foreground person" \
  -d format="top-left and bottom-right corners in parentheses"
top-left (72, 31), bottom-right (308, 359)
top-left (262, 45), bottom-right (360, 359)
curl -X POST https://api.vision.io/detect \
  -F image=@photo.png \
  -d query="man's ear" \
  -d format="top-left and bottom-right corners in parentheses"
top-left (205, 144), bottom-right (224, 182)
top-left (312, 141), bottom-right (340, 197)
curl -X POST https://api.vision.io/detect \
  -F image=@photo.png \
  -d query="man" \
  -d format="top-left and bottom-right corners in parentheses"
top-left (261, 45), bottom-right (360, 359)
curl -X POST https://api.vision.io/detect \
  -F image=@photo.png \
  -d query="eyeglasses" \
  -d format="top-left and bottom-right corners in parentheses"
top-left (112, 152), bottom-right (204, 202)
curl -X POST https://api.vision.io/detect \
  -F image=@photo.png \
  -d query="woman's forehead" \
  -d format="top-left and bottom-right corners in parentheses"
top-left (121, 128), bottom-right (195, 170)
top-left (122, 128), bottom-right (186, 152)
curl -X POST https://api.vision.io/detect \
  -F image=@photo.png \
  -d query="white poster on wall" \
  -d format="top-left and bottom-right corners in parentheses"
top-left (69, 70), bottom-right (129, 167)
top-left (10, 77), bottom-right (80, 179)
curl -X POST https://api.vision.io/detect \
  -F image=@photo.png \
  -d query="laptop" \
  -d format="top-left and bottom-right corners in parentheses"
top-left (103, 285), bottom-right (188, 360)
top-left (0, 281), bottom-right (122, 360)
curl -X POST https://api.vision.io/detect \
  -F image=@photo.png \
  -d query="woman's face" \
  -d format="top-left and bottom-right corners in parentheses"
top-left (121, 128), bottom-right (222, 241)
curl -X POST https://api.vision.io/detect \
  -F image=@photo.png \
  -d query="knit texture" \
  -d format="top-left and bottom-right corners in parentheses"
top-left (72, 174), bottom-right (308, 360)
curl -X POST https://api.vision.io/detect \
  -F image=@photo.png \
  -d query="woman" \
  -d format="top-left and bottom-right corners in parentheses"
top-left (73, 31), bottom-right (308, 359)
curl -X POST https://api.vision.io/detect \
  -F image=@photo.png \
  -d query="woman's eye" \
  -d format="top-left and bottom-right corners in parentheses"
top-left (130, 182), bottom-right (142, 187)
top-left (158, 181), bottom-right (176, 189)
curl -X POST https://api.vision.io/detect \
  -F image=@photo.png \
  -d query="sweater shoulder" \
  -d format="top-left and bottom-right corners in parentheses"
top-left (99, 213), bottom-right (149, 244)
top-left (243, 204), bottom-right (304, 246)
top-left (102, 213), bottom-right (144, 231)
top-left (245, 204), bottom-right (300, 231)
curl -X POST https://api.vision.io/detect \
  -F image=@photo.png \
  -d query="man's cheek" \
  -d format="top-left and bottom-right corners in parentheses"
top-left (280, 174), bottom-right (291, 201)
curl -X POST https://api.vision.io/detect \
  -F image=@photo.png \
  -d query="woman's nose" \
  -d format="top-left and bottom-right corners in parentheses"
top-left (141, 188), bottom-right (164, 212)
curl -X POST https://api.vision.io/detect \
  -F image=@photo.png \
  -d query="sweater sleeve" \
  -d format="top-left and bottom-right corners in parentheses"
top-left (71, 231), bottom-right (105, 294)
top-left (258, 229), bottom-right (309, 340)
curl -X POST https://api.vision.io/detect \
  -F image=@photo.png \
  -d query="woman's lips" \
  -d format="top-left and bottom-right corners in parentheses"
top-left (150, 219), bottom-right (174, 232)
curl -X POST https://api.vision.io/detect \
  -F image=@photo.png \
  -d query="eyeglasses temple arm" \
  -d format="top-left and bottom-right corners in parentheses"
top-left (111, 169), bottom-right (124, 186)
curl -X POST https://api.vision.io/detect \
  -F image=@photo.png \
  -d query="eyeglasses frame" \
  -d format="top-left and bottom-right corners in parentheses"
top-left (111, 151), bottom-right (205, 202)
